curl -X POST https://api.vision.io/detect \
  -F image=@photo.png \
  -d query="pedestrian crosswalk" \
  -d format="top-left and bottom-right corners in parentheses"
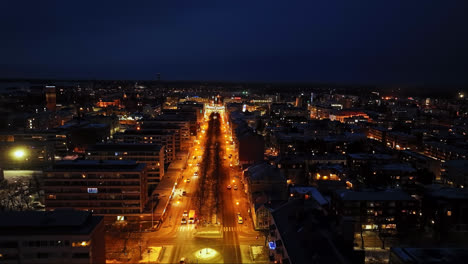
top-left (222, 226), bottom-right (241, 232)
top-left (177, 225), bottom-right (241, 232)
top-left (178, 225), bottom-right (195, 232)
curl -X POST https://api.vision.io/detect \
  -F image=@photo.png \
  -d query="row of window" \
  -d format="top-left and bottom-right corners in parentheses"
top-left (0, 240), bottom-right (91, 248)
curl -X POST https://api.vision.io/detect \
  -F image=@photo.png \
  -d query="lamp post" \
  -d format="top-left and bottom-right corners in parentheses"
top-left (151, 196), bottom-right (154, 229)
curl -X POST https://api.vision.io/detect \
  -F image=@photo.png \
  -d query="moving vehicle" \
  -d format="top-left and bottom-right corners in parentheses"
top-left (180, 257), bottom-right (186, 264)
top-left (233, 185), bottom-right (238, 190)
top-left (183, 210), bottom-right (188, 217)
top-left (182, 191), bottom-right (187, 196)
top-left (181, 218), bottom-right (187, 224)
top-left (237, 216), bottom-right (243, 224)
top-left (188, 210), bottom-right (196, 224)
top-left (185, 178), bottom-right (191, 183)
top-left (227, 185), bottom-right (232, 190)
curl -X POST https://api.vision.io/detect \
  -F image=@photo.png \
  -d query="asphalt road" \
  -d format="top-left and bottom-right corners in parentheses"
top-left (143, 112), bottom-right (261, 264)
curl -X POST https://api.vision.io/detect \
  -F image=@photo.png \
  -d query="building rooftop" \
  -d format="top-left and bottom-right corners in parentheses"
top-left (271, 199), bottom-right (348, 264)
top-left (290, 186), bottom-right (328, 206)
top-left (348, 153), bottom-right (393, 160)
top-left (117, 129), bottom-right (175, 136)
top-left (47, 160), bottom-right (146, 172)
top-left (426, 185), bottom-right (468, 200)
top-left (0, 210), bottom-right (103, 236)
top-left (87, 143), bottom-right (163, 152)
top-left (245, 162), bottom-right (285, 182)
top-left (336, 189), bottom-right (413, 201)
top-left (379, 163), bottom-right (416, 173)
top-left (391, 247), bottom-right (468, 264)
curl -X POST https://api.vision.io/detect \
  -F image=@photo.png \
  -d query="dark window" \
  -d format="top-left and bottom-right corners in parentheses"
top-left (72, 253), bottom-right (89, 259)
top-left (0, 241), bottom-right (17, 248)
top-left (37, 252), bottom-right (48, 258)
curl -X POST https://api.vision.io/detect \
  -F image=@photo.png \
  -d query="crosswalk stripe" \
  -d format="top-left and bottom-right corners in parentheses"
top-left (221, 226), bottom-right (241, 232)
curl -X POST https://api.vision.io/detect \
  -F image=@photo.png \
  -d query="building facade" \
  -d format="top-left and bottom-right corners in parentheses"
top-left (0, 210), bottom-right (105, 264)
top-left (44, 160), bottom-right (147, 222)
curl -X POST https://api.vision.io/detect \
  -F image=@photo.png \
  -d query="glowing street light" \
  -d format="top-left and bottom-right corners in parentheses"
top-left (13, 149), bottom-right (25, 158)
top-left (11, 148), bottom-right (27, 160)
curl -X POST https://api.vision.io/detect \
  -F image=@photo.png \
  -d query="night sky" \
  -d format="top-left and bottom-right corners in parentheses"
top-left (1, 0), bottom-right (467, 85)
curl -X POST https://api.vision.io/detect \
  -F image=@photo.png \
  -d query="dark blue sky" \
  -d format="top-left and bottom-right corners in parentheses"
top-left (1, 0), bottom-right (467, 85)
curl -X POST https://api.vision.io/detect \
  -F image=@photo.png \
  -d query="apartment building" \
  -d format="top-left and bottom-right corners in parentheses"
top-left (86, 143), bottom-right (165, 193)
top-left (0, 210), bottom-right (105, 264)
top-left (113, 129), bottom-right (176, 163)
top-left (44, 160), bottom-right (147, 222)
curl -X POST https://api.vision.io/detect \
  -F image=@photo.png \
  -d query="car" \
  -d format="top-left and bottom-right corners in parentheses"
top-left (227, 185), bottom-right (232, 190)
top-left (194, 171), bottom-right (198, 176)
top-left (183, 210), bottom-right (188, 217)
top-left (185, 178), bottom-right (191, 183)
top-left (237, 216), bottom-right (243, 224)
top-left (182, 191), bottom-right (187, 196)
top-left (181, 218), bottom-right (187, 224)
top-left (237, 212), bottom-right (241, 217)
top-left (193, 156), bottom-right (196, 160)
top-left (233, 185), bottom-right (238, 190)
top-left (180, 257), bottom-right (186, 264)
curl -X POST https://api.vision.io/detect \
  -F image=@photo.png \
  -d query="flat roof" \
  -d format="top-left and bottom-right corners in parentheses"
top-left (348, 153), bottom-right (393, 160)
top-left (379, 163), bottom-right (416, 173)
top-left (116, 129), bottom-right (175, 136)
top-left (0, 210), bottom-right (103, 236)
top-left (336, 189), bottom-right (413, 201)
top-left (87, 143), bottom-right (163, 152)
top-left (47, 160), bottom-right (146, 172)
top-left (391, 247), bottom-right (468, 263)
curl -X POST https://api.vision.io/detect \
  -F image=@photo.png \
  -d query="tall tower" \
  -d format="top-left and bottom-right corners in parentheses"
top-left (45, 86), bottom-right (56, 111)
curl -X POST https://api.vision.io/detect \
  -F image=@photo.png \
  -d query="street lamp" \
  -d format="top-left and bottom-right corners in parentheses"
top-left (13, 149), bottom-right (25, 158)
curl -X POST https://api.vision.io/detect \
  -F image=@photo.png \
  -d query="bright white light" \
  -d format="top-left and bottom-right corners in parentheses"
top-left (195, 248), bottom-right (218, 260)
top-left (13, 149), bottom-right (25, 159)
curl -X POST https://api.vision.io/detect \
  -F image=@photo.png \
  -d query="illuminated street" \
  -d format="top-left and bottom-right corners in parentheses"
top-left (137, 110), bottom-right (264, 263)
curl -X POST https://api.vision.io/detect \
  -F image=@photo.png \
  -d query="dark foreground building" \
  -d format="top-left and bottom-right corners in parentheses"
top-left (0, 210), bottom-right (105, 264)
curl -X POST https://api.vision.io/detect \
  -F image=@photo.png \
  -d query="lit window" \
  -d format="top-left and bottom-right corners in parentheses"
top-left (447, 210), bottom-right (452, 216)
top-left (72, 241), bottom-right (90, 247)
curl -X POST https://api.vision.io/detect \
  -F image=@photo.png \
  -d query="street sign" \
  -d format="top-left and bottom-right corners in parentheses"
top-left (268, 241), bottom-right (276, 250)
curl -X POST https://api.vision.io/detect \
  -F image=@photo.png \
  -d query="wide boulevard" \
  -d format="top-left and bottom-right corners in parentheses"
top-left (143, 112), bottom-right (263, 264)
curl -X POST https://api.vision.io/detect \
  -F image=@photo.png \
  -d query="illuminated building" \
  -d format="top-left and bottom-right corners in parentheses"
top-left (113, 129), bottom-right (176, 163)
top-left (95, 98), bottom-right (121, 108)
top-left (87, 143), bottom-right (165, 192)
top-left (385, 131), bottom-right (417, 150)
top-left (332, 189), bottom-right (419, 237)
top-left (45, 86), bottom-right (56, 112)
top-left (329, 111), bottom-right (369, 123)
top-left (45, 160), bottom-right (148, 221)
top-left (367, 126), bottom-right (387, 142)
